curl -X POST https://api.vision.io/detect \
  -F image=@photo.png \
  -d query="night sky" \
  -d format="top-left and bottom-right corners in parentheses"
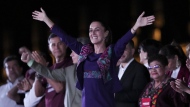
top-left (0, 0), bottom-right (189, 83)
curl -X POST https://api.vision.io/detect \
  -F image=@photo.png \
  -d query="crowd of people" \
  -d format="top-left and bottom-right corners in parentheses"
top-left (1, 7), bottom-right (190, 107)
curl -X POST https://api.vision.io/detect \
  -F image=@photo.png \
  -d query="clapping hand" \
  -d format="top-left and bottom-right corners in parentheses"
top-left (170, 81), bottom-right (183, 94)
top-left (170, 77), bottom-right (189, 94)
top-left (175, 78), bottom-right (188, 92)
top-left (32, 51), bottom-right (49, 66)
top-left (17, 78), bottom-right (33, 92)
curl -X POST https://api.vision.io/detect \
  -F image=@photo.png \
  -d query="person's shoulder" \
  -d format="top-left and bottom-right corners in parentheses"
top-left (131, 60), bottom-right (149, 74)
top-left (65, 64), bottom-right (76, 71)
top-left (132, 60), bottom-right (147, 68)
top-left (180, 65), bottom-right (189, 72)
top-left (0, 83), bottom-right (8, 89)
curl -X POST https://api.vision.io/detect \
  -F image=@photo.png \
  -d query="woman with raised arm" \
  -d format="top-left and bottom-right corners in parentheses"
top-left (31, 8), bottom-right (155, 107)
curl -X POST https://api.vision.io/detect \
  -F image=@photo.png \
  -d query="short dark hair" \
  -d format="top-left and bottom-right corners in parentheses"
top-left (159, 45), bottom-right (179, 59)
top-left (128, 40), bottom-right (135, 48)
top-left (48, 33), bottom-right (60, 43)
top-left (139, 39), bottom-right (162, 59)
top-left (159, 44), bottom-right (186, 65)
top-left (3, 55), bottom-right (22, 67)
top-left (148, 54), bottom-right (168, 67)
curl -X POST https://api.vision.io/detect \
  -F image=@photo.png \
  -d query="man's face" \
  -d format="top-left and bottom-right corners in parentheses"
top-left (48, 36), bottom-right (67, 58)
top-left (4, 60), bottom-right (23, 82)
top-left (118, 44), bottom-right (134, 63)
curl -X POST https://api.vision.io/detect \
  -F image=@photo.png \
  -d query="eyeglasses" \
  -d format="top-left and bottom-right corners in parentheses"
top-left (147, 65), bottom-right (162, 70)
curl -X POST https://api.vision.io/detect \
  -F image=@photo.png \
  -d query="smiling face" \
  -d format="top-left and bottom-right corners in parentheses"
top-left (89, 21), bottom-right (108, 45)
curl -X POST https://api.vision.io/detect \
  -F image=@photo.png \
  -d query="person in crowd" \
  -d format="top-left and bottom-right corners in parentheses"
top-left (21, 37), bottom-right (90, 107)
top-left (159, 44), bottom-right (190, 84)
top-left (171, 40), bottom-right (187, 62)
top-left (31, 33), bottom-right (73, 107)
top-left (30, 7), bottom-right (155, 107)
top-left (20, 47), bottom-right (49, 107)
top-left (170, 43), bottom-right (190, 106)
top-left (138, 38), bottom-right (162, 68)
top-left (186, 43), bottom-right (190, 58)
top-left (0, 55), bottom-right (24, 107)
top-left (20, 33), bottom-right (72, 107)
top-left (139, 54), bottom-right (187, 107)
top-left (115, 40), bottom-right (150, 107)
top-left (8, 46), bottom-right (51, 107)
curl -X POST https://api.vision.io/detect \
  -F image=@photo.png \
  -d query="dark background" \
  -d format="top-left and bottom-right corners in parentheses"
top-left (0, 0), bottom-right (189, 84)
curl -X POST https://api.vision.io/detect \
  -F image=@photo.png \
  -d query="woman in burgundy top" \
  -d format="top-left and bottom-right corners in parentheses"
top-left (139, 54), bottom-right (187, 107)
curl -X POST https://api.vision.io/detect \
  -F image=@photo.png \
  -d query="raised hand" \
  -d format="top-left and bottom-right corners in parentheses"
top-left (132, 11), bottom-right (155, 33)
top-left (136, 11), bottom-right (155, 27)
top-left (32, 51), bottom-right (48, 66)
top-left (32, 8), bottom-right (54, 28)
top-left (32, 8), bottom-right (47, 22)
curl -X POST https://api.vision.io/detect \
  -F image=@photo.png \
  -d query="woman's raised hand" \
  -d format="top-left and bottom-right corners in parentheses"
top-left (137, 12), bottom-right (155, 27)
top-left (132, 11), bottom-right (155, 33)
top-left (32, 7), bottom-right (54, 28)
top-left (32, 8), bottom-right (47, 22)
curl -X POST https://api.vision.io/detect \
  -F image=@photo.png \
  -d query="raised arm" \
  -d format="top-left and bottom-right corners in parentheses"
top-left (114, 12), bottom-right (155, 58)
top-left (32, 8), bottom-right (54, 28)
top-left (32, 8), bottom-right (83, 54)
top-left (131, 11), bottom-right (155, 34)
top-left (21, 51), bottom-right (66, 82)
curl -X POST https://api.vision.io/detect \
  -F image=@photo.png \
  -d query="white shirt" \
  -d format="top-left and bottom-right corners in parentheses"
top-left (24, 80), bottom-right (44, 107)
top-left (171, 66), bottom-right (181, 79)
top-left (118, 58), bottom-right (134, 80)
top-left (0, 77), bottom-right (24, 107)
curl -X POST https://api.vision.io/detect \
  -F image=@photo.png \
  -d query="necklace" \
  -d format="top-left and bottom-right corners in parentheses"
top-left (153, 81), bottom-right (162, 89)
top-left (148, 76), bottom-right (167, 96)
top-left (148, 83), bottom-right (162, 96)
